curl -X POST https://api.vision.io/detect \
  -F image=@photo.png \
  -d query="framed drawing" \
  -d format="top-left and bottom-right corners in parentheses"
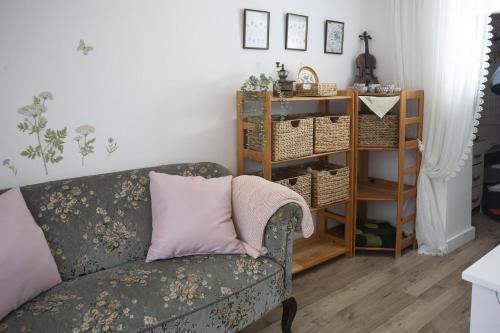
top-left (325, 20), bottom-right (345, 54)
top-left (285, 13), bottom-right (308, 51)
top-left (243, 9), bottom-right (270, 50)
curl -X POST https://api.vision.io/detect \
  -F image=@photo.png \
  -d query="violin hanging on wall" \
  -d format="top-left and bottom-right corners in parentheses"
top-left (354, 31), bottom-right (379, 85)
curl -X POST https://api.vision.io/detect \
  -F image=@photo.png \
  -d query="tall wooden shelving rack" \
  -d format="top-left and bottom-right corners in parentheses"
top-left (236, 90), bottom-right (356, 274)
top-left (354, 90), bottom-right (424, 258)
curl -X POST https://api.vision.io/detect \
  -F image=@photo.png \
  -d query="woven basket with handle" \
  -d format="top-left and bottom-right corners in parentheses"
top-left (271, 115), bottom-right (314, 161)
top-left (291, 163), bottom-right (350, 208)
top-left (273, 167), bottom-right (312, 207)
top-left (296, 83), bottom-right (337, 97)
top-left (358, 114), bottom-right (399, 147)
top-left (314, 115), bottom-right (351, 153)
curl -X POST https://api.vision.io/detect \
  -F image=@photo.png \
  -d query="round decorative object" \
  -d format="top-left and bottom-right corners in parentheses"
top-left (297, 66), bottom-right (319, 84)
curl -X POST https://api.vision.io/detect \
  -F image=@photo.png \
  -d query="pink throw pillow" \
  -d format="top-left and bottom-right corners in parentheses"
top-left (0, 188), bottom-right (61, 320)
top-left (146, 172), bottom-right (245, 262)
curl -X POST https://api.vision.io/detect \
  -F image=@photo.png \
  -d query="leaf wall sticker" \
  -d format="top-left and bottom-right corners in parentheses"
top-left (77, 39), bottom-right (94, 55)
top-left (74, 125), bottom-right (96, 166)
top-left (2, 159), bottom-right (18, 176)
top-left (17, 92), bottom-right (67, 175)
top-left (106, 137), bottom-right (119, 159)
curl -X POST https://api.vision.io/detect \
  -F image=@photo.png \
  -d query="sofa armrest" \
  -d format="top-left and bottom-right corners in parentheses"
top-left (263, 203), bottom-right (302, 298)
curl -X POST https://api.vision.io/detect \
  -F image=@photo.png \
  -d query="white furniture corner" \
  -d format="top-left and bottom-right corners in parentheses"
top-left (462, 245), bottom-right (500, 333)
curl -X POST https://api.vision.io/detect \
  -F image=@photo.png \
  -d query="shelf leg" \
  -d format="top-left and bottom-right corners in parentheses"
top-left (395, 91), bottom-right (408, 259)
top-left (262, 92), bottom-right (273, 180)
top-left (236, 91), bottom-right (245, 176)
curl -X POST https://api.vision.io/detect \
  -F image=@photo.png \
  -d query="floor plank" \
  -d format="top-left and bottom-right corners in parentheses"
top-left (241, 213), bottom-right (500, 333)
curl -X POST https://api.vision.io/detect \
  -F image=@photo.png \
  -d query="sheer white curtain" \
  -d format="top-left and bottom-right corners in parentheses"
top-left (392, 0), bottom-right (492, 255)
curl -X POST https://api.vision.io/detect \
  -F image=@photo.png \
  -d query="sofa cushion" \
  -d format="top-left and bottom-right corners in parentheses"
top-left (0, 188), bottom-right (61, 320)
top-left (147, 173), bottom-right (245, 262)
top-left (0, 255), bottom-right (285, 333)
top-left (18, 162), bottom-right (231, 281)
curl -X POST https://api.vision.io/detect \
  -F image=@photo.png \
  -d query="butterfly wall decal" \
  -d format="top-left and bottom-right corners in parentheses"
top-left (77, 39), bottom-right (94, 55)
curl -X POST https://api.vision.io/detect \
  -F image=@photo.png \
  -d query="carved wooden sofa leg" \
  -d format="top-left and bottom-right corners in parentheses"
top-left (281, 297), bottom-right (297, 333)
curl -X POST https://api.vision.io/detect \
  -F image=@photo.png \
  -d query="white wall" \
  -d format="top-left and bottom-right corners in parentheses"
top-left (445, 158), bottom-right (474, 252)
top-left (0, 0), bottom-right (395, 189)
top-left (0, 0), bottom-right (484, 254)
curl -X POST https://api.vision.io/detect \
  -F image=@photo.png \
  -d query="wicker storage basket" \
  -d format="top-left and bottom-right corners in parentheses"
top-left (271, 115), bottom-right (314, 161)
top-left (296, 83), bottom-right (337, 97)
top-left (272, 168), bottom-right (312, 206)
top-left (314, 115), bottom-right (351, 153)
top-left (358, 114), bottom-right (399, 147)
top-left (292, 163), bottom-right (350, 207)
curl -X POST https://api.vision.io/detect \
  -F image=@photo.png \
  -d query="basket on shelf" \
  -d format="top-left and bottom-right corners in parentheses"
top-left (295, 83), bottom-right (337, 97)
top-left (271, 115), bottom-right (314, 161)
top-left (272, 167), bottom-right (312, 206)
top-left (292, 162), bottom-right (350, 208)
top-left (314, 115), bottom-right (351, 153)
top-left (358, 114), bottom-right (399, 147)
top-left (252, 167), bottom-right (312, 206)
top-left (245, 115), bottom-right (314, 159)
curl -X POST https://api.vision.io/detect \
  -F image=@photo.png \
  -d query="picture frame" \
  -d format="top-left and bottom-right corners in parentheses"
top-left (243, 9), bottom-right (270, 50)
top-left (285, 13), bottom-right (308, 51)
top-left (324, 20), bottom-right (345, 54)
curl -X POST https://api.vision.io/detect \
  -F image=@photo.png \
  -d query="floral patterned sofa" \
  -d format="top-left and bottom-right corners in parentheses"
top-left (0, 163), bottom-right (301, 333)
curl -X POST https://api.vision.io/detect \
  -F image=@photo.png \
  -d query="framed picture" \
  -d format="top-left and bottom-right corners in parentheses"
top-left (285, 13), bottom-right (308, 51)
top-left (243, 9), bottom-right (270, 50)
top-left (325, 20), bottom-right (345, 54)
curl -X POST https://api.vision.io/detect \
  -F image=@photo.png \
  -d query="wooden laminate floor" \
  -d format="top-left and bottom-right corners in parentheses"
top-left (241, 213), bottom-right (500, 333)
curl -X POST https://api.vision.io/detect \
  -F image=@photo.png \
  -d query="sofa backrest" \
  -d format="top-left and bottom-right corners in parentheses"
top-left (19, 162), bottom-right (230, 281)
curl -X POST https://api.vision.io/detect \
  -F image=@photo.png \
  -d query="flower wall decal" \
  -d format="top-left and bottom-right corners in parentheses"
top-left (17, 92), bottom-right (67, 176)
top-left (106, 137), bottom-right (119, 159)
top-left (77, 39), bottom-right (93, 55)
top-left (74, 125), bottom-right (96, 166)
top-left (2, 159), bottom-right (17, 176)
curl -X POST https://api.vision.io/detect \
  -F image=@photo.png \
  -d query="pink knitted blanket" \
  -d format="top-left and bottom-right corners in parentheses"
top-left (232, 175), bottom-right (314, 258)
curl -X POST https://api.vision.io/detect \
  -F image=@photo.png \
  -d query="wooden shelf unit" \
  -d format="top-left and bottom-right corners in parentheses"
top-left (236, 90), bottom-right (356, 274)
top-left (354, 90), bottom-right (424, 258)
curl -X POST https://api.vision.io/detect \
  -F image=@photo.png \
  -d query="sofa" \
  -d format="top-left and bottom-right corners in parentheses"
top-left (0, 162), bottom-right (301, 333)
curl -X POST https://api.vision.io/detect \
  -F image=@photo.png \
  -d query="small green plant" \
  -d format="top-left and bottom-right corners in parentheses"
top-left (74, 125), bottom-right (96, 166)
top-left (240, 73), bottom-right (284, 103)
top-left (105, 137), bottom-right (119, 159)
top-left (17, 92), bottom-right (67, 176)
top-left (2, 159), bottom-right (17, 176)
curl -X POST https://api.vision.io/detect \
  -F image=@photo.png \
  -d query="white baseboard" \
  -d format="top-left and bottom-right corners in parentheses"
top-left (447, 226), bottom-right (476, 253)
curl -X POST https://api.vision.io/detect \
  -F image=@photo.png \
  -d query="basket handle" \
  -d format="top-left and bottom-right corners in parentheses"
top-left (472, 197), bottom-right (480, 203)
top-left (291, 120), bottom-right (301, 128)
top-left (473, 176), bottom-right (481, 182)
top-left (288, 178), bottom-right (298, 186)
top-left (329, 170), bottom-right (338, 176)
top-left (329, 117), bottom-right (339, 124)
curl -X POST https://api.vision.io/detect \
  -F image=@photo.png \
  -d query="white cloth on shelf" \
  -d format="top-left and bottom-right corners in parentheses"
top-left (491, 163), bottom-right (500, 170)
top-left (359, 96), bottom-right (400, 118)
